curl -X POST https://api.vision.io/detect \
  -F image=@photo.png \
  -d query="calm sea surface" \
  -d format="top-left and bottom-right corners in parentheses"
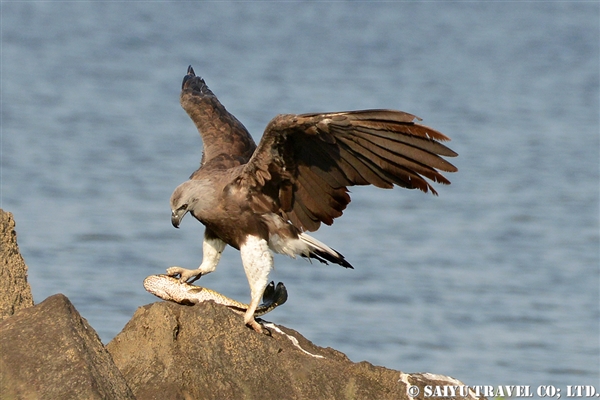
top-left (2, 2), bottom-right (599, 391)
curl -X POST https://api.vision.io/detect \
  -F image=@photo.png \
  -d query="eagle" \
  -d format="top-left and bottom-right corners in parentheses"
top-left (168, 66), bottom-right (457, 332)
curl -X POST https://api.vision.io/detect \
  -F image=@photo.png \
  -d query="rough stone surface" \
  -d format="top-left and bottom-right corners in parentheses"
top-left (0, 293), bottom-right (136, 400)
top-left (0, 209), bottom-right (34, 319)
top-left (108, 301), bottom-right (483, 400)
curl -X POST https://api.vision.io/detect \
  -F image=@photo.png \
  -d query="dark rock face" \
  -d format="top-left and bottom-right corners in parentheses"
top-left (0, 209), bottom-right (34, 319)
top-left (0, 294), bottom-right (135, 400)
top-left (108, 301), bottom-right (432, 400)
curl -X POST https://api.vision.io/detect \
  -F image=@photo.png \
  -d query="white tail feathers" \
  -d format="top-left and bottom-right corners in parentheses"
top-left (268, 231), bottom-right (353, 269)
top-left (299, 232), bottom-right (353, 268)
top-left (299, 233), bottom-right (339, 258)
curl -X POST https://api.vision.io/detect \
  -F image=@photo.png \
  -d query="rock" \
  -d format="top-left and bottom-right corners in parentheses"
top-left (0, 293), bottom-right (136, 400)
top-left (0, 209), bottom-right (34, 319)
top-left (108, 301), bottom-right (483, 400)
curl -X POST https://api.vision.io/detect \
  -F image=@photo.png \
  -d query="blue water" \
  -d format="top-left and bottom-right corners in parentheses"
top-left (2, 1), bottom-right (598, 392)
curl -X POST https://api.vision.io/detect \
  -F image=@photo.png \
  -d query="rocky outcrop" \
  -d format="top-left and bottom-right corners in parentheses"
top-left (0, 209), bottom-right (34, 319)
top-left (0, 209), bottom-right (482, 400)
top-left (108, 301), bottom-right (399, 399)
top-left (0, 294), bottom-right (135, 399)
top-left (107, 301), bottom-right (483, 400)
top-left (0, 208), bottom-right (135, 399)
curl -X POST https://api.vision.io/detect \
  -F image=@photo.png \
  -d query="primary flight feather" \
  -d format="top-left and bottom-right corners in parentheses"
top-left (168, 65), bottom-right (457, 332)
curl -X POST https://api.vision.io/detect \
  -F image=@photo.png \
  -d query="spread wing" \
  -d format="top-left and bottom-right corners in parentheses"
top-left (238, 110), bottom-right (458, 232)
top-left (180, 66), bottom-right (256, 177)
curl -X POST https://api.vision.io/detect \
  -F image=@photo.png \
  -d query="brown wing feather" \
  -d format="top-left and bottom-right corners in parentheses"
top-left (337, 132), bottom-right (452, 184)
top-left (180, 66), bottom-right (256, 176)
top-left (336, 143), bottom-right (394, 189)
top-left (239, 110), bottom-right (458, 232)
top-left (289, 193), bottom-right (321, 231)
top-left (298, 168), bottom-right (345, 222)
top-left (350, 128), bottom-right (457, 173)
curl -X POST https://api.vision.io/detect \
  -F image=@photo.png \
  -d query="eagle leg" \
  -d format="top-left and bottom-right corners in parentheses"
top-left (166, 233), bottom-right (226, 283)
top-left (240, 236), bottom-right (274, 334)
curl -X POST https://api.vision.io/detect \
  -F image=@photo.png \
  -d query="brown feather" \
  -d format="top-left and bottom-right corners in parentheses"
top-left (300, 141), bottom-right (353, 188)
top-left (299, 168), bottom-right (344, 219)
top-left (339, 132), bottom-right (453, 184)
top-left (338, 135), bottom-right (438, 192)
top-left (180, 70), bottom-right (257, 175)
top-left (278, 181), bottom-right (294, 212)
top-left (291, 195), bottom-right (321, 231)
top-left (353, 126), bottom-right (458, 166)
top-left (337, 143), bottom-right (395, 189)
top-left (296, 173), bottom-right (334, 224)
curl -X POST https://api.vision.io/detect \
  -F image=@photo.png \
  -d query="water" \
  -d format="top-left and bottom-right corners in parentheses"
top-left (2, 1), bottom-right (598, 391)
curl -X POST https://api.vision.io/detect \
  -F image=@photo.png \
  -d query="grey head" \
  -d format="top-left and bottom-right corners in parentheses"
top-left (170, 180), bottom-right (216, 228)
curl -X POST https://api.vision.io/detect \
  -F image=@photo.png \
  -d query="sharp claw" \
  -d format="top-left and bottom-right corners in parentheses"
top-left (187, 274), bottom-right (202, 284)
top-left (246, 319), bottom-right (265, 334)
top-left (166, 266), bottom-right (202, 284)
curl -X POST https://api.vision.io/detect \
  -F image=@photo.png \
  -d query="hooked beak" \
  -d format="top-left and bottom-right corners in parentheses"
top-left (171, 209), bottom-right (188, 228)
